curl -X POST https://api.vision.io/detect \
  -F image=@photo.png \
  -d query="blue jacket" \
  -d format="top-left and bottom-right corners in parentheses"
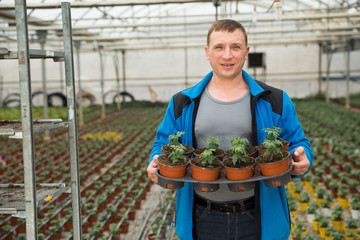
top-left (150, 70), bottom-right (313, 240)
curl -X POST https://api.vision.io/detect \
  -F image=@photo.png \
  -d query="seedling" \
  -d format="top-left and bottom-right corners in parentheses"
top-left (168, 144), bottom-right (187, 164)
top-left (261, 126), bottom-right (286, 159)
top-left (200, 149), bottom-right (215, 165)
top-left (264, 126), bottom-right (282, 141)
top-left (168, 131), bottom-right (185, 146)
top-left (204, 137), bottom-right (221, 150)
top-left (228, 137), bottom-right (250, 165)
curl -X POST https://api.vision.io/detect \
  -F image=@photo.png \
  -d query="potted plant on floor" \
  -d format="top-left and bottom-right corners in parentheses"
top-left (345, 219), bottom-right (358, 233)
top-left (315, 187), bottom-right (326, 205)
top-left (288, 198), bottom-right (297, 220)
top-left (256, 127), bottom-right (290, 176)
top-left (318, 218), bottom-right (329, 239)
top-left (193, 137), bottom-right (225, 160)
top-left (305, 202), bottom-right (318, 224)
top-left (331, 205), bottom-right (344, 231)
top-left (190, 148), bottom-right (222, 181)
top-left (337, 184), bottom-right (349, 208)
top-left (292, 179), bottom-right (303, 199)
top-left (350, 198), bottom-right (360, 219)
top-left (222, 138), bottom-right (256, 181)
top-left (157, 144), bottom-right (189, 178)
top-left (320, 193), bottom-right (333, 217)
top-left (291, 221), bottom-right (306, 240)
top-left (345, 231), bottom-right (357, 240)
top-left (313, 213), bottom-right (324, 233)
top-left (161, 131), bottom-right (194, 158)
top-left (299, 192), bottom-right (310, 211)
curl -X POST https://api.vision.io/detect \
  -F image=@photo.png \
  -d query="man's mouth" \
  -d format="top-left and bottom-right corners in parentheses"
top-left (221, 64), bottom-right (235, 67)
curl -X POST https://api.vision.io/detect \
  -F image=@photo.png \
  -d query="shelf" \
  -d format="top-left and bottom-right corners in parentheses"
top-left (0, 119), bottom-right (68, 139)
top-left (0, 183), bottom-right (70, 215)
top-left (156, 165), bottom-right (293, 192)
top-left (0, 48), bottom-right (64, 62)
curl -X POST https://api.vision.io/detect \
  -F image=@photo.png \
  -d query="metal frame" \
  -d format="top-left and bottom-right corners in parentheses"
top-left (0, 1), bottom-right (82, 239)
top-left (0, 1), bottom-right (358, 52)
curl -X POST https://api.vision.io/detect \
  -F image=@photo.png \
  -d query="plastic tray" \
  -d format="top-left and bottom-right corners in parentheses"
top-left (156, 162), bottom-right (293, 192)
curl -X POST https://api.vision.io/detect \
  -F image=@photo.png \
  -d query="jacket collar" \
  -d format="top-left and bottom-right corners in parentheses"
top-left (181, 70), bottom-right (267, 99)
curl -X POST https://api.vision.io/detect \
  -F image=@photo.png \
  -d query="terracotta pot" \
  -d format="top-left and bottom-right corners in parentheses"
top-left (222, 158), bottom-right (255, 181)
top-left (128, 210), bottom-right (135, 220)
top-left (256, 152), bottom-right (290, 176)
top-left (64, 220), bottom-right (73, 231)
top-left (15, 224), bottom-right (26, 234)
top-left (157, 157), bottom-right (189, 179)
top-left (120, 223), bottom-right (129, 234)
top-left (190, 159), bottom-right (222, 181)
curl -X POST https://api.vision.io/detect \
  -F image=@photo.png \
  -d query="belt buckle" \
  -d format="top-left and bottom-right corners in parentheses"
top-left (218, 204), bottom-right (229, 213)
top-left (239, 201), bottom-right (247, 214)
top-left (219, 204), bottom-right (237, 213)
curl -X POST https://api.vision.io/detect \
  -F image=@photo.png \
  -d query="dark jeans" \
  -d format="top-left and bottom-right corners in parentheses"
top-left (193, 203), bottom-right (257, 240)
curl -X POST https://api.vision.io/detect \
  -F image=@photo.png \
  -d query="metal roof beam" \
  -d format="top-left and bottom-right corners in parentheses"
top-left (0, 0), bottom-right (212, 10)
top-left (1, 11), bottom-right (358, 31)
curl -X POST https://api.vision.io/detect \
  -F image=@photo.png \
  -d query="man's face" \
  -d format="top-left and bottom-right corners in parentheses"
top-left (205, 29), bottom-right (249, 81)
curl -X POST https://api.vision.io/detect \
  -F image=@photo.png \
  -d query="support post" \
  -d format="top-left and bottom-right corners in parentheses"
top-left (184, 47), bottom-right (189, 88)
top-left (15, 0), bottom-right (37, 239)
top-left (113, 50), bottom-right (121, 110)
top-left (74, 41), bottom-right (84, 125)
top-left (36, 30), bottom-right (48, 117)
top-left (345, 39), bottom-right (351, 109)
top-left (37, 30), bottom-right (50, 140)
top-left (318, 43), bottom-right (322, 96)
top-left (325, 42), bottom-right (332, 104)
top-left (61, 3), bottom-right (82, 240)
top-left (121, 49), bottom-right (126, 104)
top-left (98, 45), bottom-right (106, 118)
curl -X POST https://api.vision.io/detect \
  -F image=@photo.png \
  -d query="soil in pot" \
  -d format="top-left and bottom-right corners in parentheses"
top-left (256, 151), bottom-right (290, 176)
top-left (258, 140), bottom-right (289, 156)
top-left (157, 154), bottom-right (189, 178)
top-left (190, 157), bottom-right (222, 181)
top-left (193, 148), bottom-right (225, 160)
top-left (161, 144), bottom-right (194, 158)
top-left (223, 156), bottom-right (255, 181)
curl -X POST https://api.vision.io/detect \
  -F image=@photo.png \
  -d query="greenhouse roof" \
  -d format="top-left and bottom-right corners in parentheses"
top-left (0, 0), bottom-right (359, 52)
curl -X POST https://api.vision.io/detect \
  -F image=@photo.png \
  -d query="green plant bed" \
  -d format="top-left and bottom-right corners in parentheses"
top-left (333, 93), bottom-right (360, 107)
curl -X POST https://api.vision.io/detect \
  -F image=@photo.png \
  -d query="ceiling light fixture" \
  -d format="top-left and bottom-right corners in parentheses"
top-left (274, 0), bottom-right (282, 21)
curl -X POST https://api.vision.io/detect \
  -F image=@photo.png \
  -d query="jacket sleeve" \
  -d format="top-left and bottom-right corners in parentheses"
top-left (279, 92), bottom-right (313, 178)
top-left (149, 95), bottom-right (179, 164)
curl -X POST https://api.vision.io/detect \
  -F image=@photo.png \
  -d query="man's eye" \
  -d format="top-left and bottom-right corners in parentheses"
top-left (233, 46), bottom-right (241, 49)
top-left (215, 46), bottom-right (222, 49)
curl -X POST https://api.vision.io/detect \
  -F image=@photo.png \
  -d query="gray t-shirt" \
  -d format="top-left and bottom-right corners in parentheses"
top-left (194, 87), bottom-right (254, 202)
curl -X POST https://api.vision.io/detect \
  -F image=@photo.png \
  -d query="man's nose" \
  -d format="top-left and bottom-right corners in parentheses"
top-left (223, 47), bottom-right (232, 59)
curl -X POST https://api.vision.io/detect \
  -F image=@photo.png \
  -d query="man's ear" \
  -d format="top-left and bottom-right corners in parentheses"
top-left (245, 46), bottom-right (250, 60)
top-left (204, 45), bottom-right (210, 60)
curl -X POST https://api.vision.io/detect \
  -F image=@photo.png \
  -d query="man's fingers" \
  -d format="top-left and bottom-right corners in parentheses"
top-left (293, 146), bottom-right (304, 157)
top-left (291, 156), bottom-right (310, 176)
top-left (147, 156), bottom-right (159, 183)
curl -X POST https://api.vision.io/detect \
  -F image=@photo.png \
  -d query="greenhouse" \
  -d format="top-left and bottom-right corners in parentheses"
top-left (0, 0), bottom-right (359, 240)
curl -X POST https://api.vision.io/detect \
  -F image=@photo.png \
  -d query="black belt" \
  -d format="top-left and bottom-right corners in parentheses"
top-left (194, 194), bottom-right (255, 213)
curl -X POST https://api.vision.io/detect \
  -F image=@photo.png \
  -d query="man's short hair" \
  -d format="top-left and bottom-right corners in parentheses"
top-left (207, 19), bottom-right (248, 46)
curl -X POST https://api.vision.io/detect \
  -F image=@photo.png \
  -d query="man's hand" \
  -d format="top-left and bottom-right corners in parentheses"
top-left (147, 155), bottom-right (159, 183)
top-left (291, 146), bottom-right (310, 176)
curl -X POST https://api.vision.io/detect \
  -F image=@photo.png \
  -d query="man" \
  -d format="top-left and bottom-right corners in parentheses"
top-left (147, 19), bottom-right (313, 240)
